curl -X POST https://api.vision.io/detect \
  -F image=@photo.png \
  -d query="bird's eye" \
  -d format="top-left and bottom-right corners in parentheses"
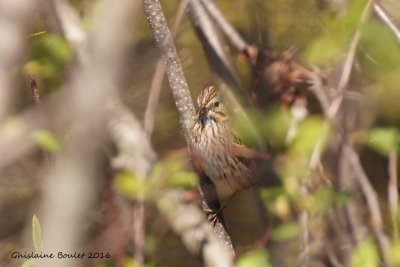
top-left (213, 101), bottom-right (220, 108)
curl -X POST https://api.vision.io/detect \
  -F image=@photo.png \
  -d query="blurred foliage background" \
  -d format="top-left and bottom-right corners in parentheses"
top-left (1, 0), bottom-right (400, 267)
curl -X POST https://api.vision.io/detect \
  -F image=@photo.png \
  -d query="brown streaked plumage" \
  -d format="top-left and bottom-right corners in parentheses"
top-left (191, 85), bottom-right (279, 201)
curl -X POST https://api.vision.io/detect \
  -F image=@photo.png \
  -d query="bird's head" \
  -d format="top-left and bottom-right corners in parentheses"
top-left (196, 85), bottom-right (227, 128)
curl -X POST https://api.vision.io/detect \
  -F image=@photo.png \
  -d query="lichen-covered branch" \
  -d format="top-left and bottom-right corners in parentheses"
top-left (157, 190), bottom-right (234, 267)
top-left (143, 0), bottom-right (196, 143)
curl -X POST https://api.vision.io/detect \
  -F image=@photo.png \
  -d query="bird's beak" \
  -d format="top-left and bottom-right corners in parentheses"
top-left (199, 106), bottom-right (207, 116)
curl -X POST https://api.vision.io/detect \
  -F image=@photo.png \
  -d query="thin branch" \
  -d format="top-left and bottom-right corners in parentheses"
top-left (343, 145), bottom-right (391, 259)
top-left (311, 72), bottom-right (391, 262)
top-left (144, 0), bottom-right (196, 140)
top-left (144, 0), bottom-right (188, 137)
top-left (328, 0), bottom-right (374, 122)
top-left (28, 76), bottom-right (41, 105)
top-left (157, 190), bottom-right (234, 267)
top-left (373, 3), bottom-right (400, 43)
top-left (187, 0), bottom-right (240, 88)
top-left (388, 151), bottom-right (399, 240)
top-left (199, 0), bottom-right (248, 51)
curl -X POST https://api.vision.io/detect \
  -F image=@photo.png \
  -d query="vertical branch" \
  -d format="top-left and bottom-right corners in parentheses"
top-left (144, 0), bottom-right (188, 137)
top-left (143, 0), bottom-right (196, 143)
top-left (388, 151), bottom-right (399, 240)
top-left (373, 3), bottom-right (400, 43)
top-left (199, 0), bottom-right (248, 51)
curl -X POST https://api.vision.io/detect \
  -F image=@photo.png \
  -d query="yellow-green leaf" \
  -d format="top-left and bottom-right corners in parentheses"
top-left (271, 223), bottom-right (300, 241)
top-left (237, 250), bottom-right (271, 267)
top-left (351, 239), bottom-right (379, 267)
top-left (21, 259), bottom-right (36, 267)
top-left (290, 116), bottom-right (329, 157)
top-left (114, 171), bottom-right (147, 199)
top-left (366, 128), bottom-right (398, 155)
top-left (32, 130), bottom-right (60, 153)
top-left (168, 171), bottom-right (198, 189)
top-left (32, 214), bottom-right (42, 252)
top-left (389, 241), bottom-right (400, 266)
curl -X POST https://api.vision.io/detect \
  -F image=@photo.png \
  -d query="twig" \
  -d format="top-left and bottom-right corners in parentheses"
top-left (343, 145), bottom-right (390, 260)
top-left (388, 151), bottom-right (399, 240)
top-left (27, 75), bottom-right (54, 168)
top-left (187, 0), bottom-right (240, 88)
top-left (331, 0), bottom-right (373, 119)
top-left (144, 0), bottom-right (234, 255)
top-left (144, 0), bottom-right (188, 137)
top-left (373, 3), bottom-right (400, 43)
top-left (298, 190), bottom-right (309, 267)
top-left (199, 0), bottom-right (248, 51)
top-left (28, 76), bottom-right (41, 105)
top-left (312, 73), bottom-right (391, 262)
top-left (144, 0), bottom-right (195, 138)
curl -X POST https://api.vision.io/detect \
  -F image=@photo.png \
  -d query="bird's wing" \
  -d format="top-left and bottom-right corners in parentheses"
top-left (231, 145), bottom-right (280, 187)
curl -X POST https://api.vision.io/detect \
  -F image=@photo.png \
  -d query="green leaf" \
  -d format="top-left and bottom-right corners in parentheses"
top-left (271, 223), bottom-right (301, 241)
top-left (307, 187), bottom-right (351, 213)
top-left (32, 130), bottom-right (60, 153)
top-left (32, 214), bottom-right (42, 252)
top-left (168, 171), bottom-right (198, 189)
top-left (290, 116), bottom-right (329, 157)
top-left (21, 259), bottom-right (36, 267)
top-left (114, 171), bottom-right (147, 199)
top-left (237, 250), bottom-right (271, 267)
top-left (366, 128), bottom-right (398, 155)
top-left (389, 241), bottom-right (400, 266)
top-left (351, 239), bottom-right (379, 267)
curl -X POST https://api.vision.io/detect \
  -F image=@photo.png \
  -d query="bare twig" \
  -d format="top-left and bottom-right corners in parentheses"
top-left (373, 3), bottom-right (400, 43)
top-left (28, 76), bottom-right (41, 105)
top-left (187, 0), bottom-right (240, 88)
top-left (328, 0), bottom-right (374, 123)
top-left (199, 0), bottom-right (248, 51)
top-left (144, 0), bottom-right (188, 137)
top-left (388, 151), bottom-right (399, 240)
top-left (144, 0), bottom-right (234, 254)
top-left (343, 145), bottom-right (390, 259)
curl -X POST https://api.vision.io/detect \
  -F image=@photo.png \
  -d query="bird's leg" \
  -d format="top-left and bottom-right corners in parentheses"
top-left (205, 191), bottom-right (238, 226)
